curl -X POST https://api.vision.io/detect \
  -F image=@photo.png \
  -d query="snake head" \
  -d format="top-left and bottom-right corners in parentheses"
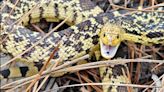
top-left (99, 23), bottom-right (124, 59)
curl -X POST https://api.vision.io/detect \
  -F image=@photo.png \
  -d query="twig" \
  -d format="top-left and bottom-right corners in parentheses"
top-left (25, 45), bottom-right (59, 92)
top-left (43, 82), bottom-right (161, 92)
top-left (0, 12), bottom-right (70, 68)
top-left (143, 74), bottom-right (164, 92)
top-left (1, 55), bottom-right (89, 89)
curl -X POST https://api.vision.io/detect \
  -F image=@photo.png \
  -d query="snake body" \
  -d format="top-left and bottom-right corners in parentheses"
top-left (0, 0), bottom-right (164, 91)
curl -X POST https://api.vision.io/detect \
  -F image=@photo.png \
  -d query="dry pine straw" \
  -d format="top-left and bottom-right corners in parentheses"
top-left (1, 0), bottom-right (164, 92)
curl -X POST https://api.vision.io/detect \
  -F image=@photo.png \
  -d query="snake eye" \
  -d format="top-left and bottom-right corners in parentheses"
top-left (103, 33), bottom-right (106, 37)
top-left (116, 35), bottom-right (119, 38)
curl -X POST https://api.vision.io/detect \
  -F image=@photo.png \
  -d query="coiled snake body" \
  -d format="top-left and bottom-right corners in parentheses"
top-left (0, 0), bottom-right (164, 91)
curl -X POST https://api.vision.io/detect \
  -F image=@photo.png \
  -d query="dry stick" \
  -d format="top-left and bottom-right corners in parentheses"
top-left (128, 43), bottom-right (135, 82)
top-left (7, 58), bottom-right (101, 91)
top-left (31, 24), bottom-right (45, 35)
top-left (3, 58), bottom-right (154, 87)
top-left (34, 20), bottom-right (60, 92)
top-left (111, 3), bottom-right (164, 18)
top-left (143, 74), bottom-right (164, 92)
top-left (1, 54), bottom-right (89, 90)
top-left (0, 0), bottom-right (19, 11)
top-left (41, 55), bottom-right (90, 76)
top-left (17, 1), bottom-right (164, 90)
top-left (1, 74), bottom-right (41, 89)
top-left (0, 13), bottom-right (70, 68)
top-left (139, 0), bottom-right (144, 9)
top-left (44, 82), bottom-right (161, 92)
top-left (127, 44), bottom-right (153, 58)
top-left (7, 0), bottom-right (20, 20)
top-left (0, 0), bottom-right (8, 11)
top-left (152, 63), bottom-right (164, 72)
top-left (44, 59), bottom-right (163, 78)
top-left (134, 45), bottom-right (143, 83)
top-left (48, 59), bottom-right (164, 76)
top-left (0, 1), bottom-right (42, 44)
top-left (124, 65), bottom-right (133, 92)
top-left (6, 61), bottom-right (98, 91)
top-left (4, 58), bottom-right (163, 91)
top-left (5, 76), bottom-right (46, 92)
top-left (35, 59), bottom-right (62, 92)
top-left (78, 72), bottom-right (99, 92)
top-left (111, 3), bottom-right (164, 13)
top-left (1, 0), bottom-right (161, 77)
top-left (151, 0), bottom-right (155, 11)
top-left (108, 0), bottom-right (115, 9)
top-left (6, 58), bottom-right (164, 80)
top-left (32, 81), bottom-right (39, 92)
top-left (1, 1), bottom-right (49, 54)
top-left (120, 65), bottom-right (130, 92)
top-left (1, 1), bottom-right (52, 45)
top-left (143, 45), bottom-right (164, 73)
top-left (159, 77), bottom-right (164, 92)
top-left (76, 72), bottom-right (84, 89)
top-left (25, 45), bottom-right (59, 92)
top-left (87, 70), bottom-right (99, 81)
top-left (0, 0), bottom-right (19, 20)
top-left (49, 65), bottom-right (113, 76)
top-left (0, 65), bottom-right (120, 91)
top-left (2, 56), bottom-right (162, 87)
top-left (124, 42), bottom-right (150, 56)
top-left (2, 58), bottom-right (163, 90)
top-left (149, 46), bottom-right (164, 58)
top-left (150, 46), bottom-right (164, 71)
top-left (80, 74), bottom-right (103, 92)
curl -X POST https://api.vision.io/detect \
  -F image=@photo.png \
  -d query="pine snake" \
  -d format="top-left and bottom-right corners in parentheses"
top-left (0, 0), bottom-right (164, 91)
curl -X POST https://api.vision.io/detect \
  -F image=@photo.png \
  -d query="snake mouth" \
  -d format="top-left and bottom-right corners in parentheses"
top-left (100, 39), bottom-right (120, 59)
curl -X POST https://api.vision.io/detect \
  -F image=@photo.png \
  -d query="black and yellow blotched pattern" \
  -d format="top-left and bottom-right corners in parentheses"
top-left (0, 0), bottom-right (164, 91)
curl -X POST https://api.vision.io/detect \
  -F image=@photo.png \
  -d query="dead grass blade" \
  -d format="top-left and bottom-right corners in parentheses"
top-left (43, 82), bottom-right (161, 92)
top-left (25, 44), bottom-right (59, 92)
top-left (0, 12), bottom-right (71, 68)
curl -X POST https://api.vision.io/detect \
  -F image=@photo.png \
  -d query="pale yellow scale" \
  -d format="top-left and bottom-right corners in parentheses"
top-left (71, 26), bottom-right (79, 33)
top-left (82, 38), bottom-right (94, 50)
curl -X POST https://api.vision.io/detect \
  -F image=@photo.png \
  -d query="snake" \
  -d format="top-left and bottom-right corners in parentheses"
top-left (0, 0), bottom-right (164, 91)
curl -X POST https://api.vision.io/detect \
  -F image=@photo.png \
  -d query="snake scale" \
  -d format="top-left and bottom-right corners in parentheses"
top-left (0, 0), bottom-right (164, 91)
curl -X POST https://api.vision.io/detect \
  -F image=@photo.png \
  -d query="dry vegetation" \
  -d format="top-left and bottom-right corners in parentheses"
top-left (0, 0), bottom-right (164, 92)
